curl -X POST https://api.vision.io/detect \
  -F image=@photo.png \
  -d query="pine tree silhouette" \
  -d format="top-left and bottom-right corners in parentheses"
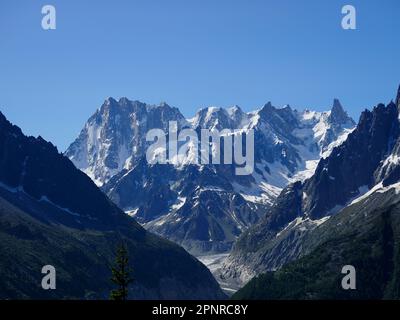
top-left (110, 243), bottom-right (133, 300)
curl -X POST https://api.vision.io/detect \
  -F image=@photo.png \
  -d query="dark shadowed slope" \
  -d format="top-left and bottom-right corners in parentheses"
top-left (0, 111), bottom-right (225, 299)
top-left (233, 184), bottom-right (400, 299)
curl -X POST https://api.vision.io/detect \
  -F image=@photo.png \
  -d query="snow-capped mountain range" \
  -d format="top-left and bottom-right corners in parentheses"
top-left (65, 97), bottom-right (355, 255)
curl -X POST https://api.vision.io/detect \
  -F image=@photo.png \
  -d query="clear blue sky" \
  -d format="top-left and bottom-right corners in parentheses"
top-left (0, 0), bottom-right (399, 151)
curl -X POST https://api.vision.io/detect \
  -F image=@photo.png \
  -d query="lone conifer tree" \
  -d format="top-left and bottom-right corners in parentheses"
top-left (110, 243), bottom-right (133, 300)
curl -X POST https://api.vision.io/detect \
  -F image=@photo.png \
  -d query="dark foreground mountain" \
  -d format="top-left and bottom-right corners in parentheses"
top-left (222, 86), bottom-right (400, 289)
top-left (0, 111), bottom-right (225, 299)
top-left (232, 182), bottom-right (400, 299)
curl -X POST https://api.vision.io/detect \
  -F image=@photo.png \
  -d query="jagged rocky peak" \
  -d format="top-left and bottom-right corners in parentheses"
top-left (104, 96), bottom-right (118, 105)
top-left (254, 102), bottom-right (301, 145)
top-left (100, 96), bottom-right (179, 113)
top-left (159, 101), bottom-right (170, 107)
top-left (258, 101), bottom-right (291, 112)
top-left (101, 96), bottom-right (127, 112)
top-left (328, 98), bottom-right (352, 125)
top-left (227, 105), bottom-right (247, 123)
top-left (0, 110), bottom-right (22, 136)
top-left (64, 97), bottom-right (187, 186)
top-left (396, 84), bottom-right (400, 108)
top-left (117, 97), bottom-right (144, 109)
top-left (257, 102), bottom-right (297, 123)
top-left (227, 104), bottom-right (243, 114)
top-left (0, 111), bottom-right (59, 155)
top-left (195, 106), bottom-right (223, 119)
top-left (303, 100), bottom-right (399, 219)
top-left (191, 105), bottom-right (249, 130)
top-left (96, 97), bottom-right (145, 123)
top-left (261, 101), bottom-right (273, 111)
